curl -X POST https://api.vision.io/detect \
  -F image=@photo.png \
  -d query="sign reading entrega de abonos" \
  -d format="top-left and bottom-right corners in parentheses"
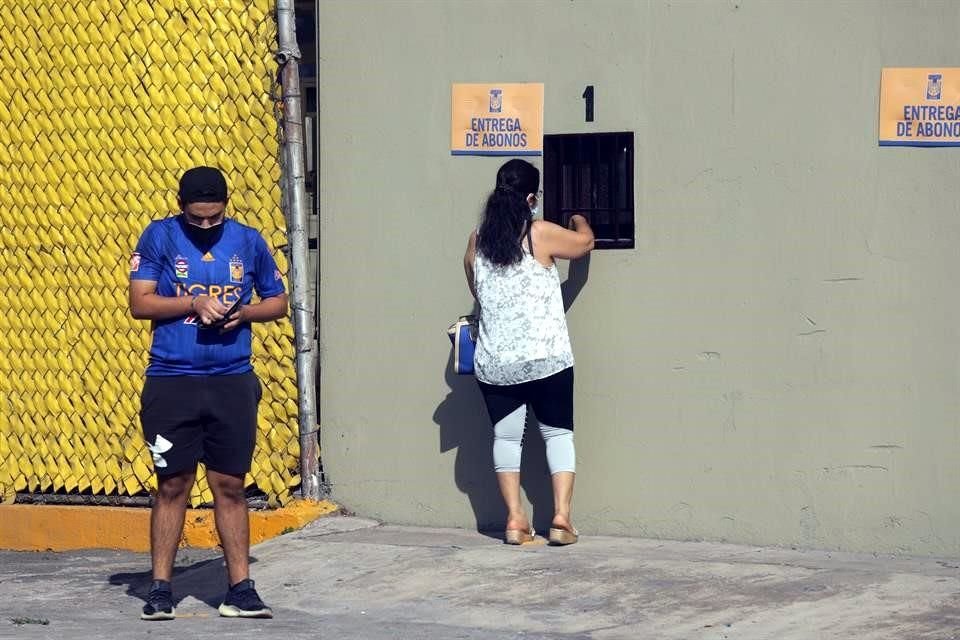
top-left (451, 83), bottom-right (543, 156)
top-left (880, 68), bottom-right (960, 146)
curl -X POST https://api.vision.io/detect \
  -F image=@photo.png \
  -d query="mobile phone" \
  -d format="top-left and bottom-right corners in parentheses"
top-left (198, 292), bottom-right (246, 330)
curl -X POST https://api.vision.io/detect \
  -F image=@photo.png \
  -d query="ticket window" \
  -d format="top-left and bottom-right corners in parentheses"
top-left (543, 132), bottom-right (635, 249)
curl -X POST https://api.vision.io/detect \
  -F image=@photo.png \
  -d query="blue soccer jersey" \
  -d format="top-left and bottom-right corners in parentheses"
top-left (130, 215), bottom-right (286, 376)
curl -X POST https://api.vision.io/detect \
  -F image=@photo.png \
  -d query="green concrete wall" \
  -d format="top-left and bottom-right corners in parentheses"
top-left (318, 0), bottom-right (960, 555)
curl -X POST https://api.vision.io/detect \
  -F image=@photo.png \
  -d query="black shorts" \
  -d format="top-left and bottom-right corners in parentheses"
top-left (139, 372), bottom-right (261, 477)
top-left (476, 367), bottom-right (574, 430)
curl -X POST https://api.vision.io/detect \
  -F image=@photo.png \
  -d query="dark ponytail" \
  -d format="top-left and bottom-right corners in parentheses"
top-left (476, 159), bottom-right (540, 266)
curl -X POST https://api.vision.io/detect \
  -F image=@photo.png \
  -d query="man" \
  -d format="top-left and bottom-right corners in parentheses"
top-left (129, 166), bottom-right (288, 621)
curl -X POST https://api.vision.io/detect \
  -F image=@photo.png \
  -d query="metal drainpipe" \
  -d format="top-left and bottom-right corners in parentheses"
top-left (276, 0), bottom-right (320, 501)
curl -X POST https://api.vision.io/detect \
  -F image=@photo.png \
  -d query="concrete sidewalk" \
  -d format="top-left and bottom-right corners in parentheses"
top-left (1, 515), bottom-right (957, 639)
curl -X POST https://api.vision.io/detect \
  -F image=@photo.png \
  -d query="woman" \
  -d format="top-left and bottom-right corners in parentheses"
top-left (463, 159), bottom-right (594, 545)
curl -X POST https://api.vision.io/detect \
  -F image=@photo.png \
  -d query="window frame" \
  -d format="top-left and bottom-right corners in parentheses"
top-left (542, 131), bottom-right (635, 250)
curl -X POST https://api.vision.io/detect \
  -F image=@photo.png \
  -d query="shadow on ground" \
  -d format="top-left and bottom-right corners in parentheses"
top-left (109, 554), bottom-right (259, 610)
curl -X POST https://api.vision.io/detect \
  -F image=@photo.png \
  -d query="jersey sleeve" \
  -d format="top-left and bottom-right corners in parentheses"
top-left (130, 221), bottom-right (164, 281)
top-left (252, 232), bottom-right (286, 298)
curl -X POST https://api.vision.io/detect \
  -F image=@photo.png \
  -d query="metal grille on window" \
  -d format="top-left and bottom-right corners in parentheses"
top-left (543, 132), bottom-right (635, 249)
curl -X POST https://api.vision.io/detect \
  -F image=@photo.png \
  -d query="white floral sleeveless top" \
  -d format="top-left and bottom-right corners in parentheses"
top-left (473, 239), bottom-right (574, 385)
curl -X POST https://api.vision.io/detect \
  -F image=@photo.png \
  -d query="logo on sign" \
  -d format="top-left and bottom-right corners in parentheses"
top-left (489, 88), bottom-right (502, 113)
top-left (927, 74), bottom-right (943, 100)
top-left (229, 255), bottom-right (244, 283)
top-left (174, 256), bottom-right (188, 279)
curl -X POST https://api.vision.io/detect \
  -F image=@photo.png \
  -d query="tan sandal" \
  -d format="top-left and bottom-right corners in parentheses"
top-left (504, 528), bottom-right (536, 545)
top-left (548, 526), bottom-right (579, 546)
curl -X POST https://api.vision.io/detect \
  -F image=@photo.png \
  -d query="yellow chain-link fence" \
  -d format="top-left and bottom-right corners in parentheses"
top-left (0, 0), bottom-right (304, 507)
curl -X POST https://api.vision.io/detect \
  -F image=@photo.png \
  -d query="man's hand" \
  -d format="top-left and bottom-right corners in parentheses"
top-left (192, 295), bottom-right (229, 326)
top-left (217, 294), bottom-right (288, 333)
top-left (219, 305), bottom-right (247, 333)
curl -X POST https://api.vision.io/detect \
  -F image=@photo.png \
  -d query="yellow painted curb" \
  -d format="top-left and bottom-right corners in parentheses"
top-left (0, 499), bottom-right (339, 552)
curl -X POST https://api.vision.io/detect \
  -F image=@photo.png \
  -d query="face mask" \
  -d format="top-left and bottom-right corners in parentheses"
top-left (181, 217), bottom-right (224, 250)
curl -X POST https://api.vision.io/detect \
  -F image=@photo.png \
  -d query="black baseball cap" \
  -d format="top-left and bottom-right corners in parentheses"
top-left (178, 166), bottom-right (228, 204)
